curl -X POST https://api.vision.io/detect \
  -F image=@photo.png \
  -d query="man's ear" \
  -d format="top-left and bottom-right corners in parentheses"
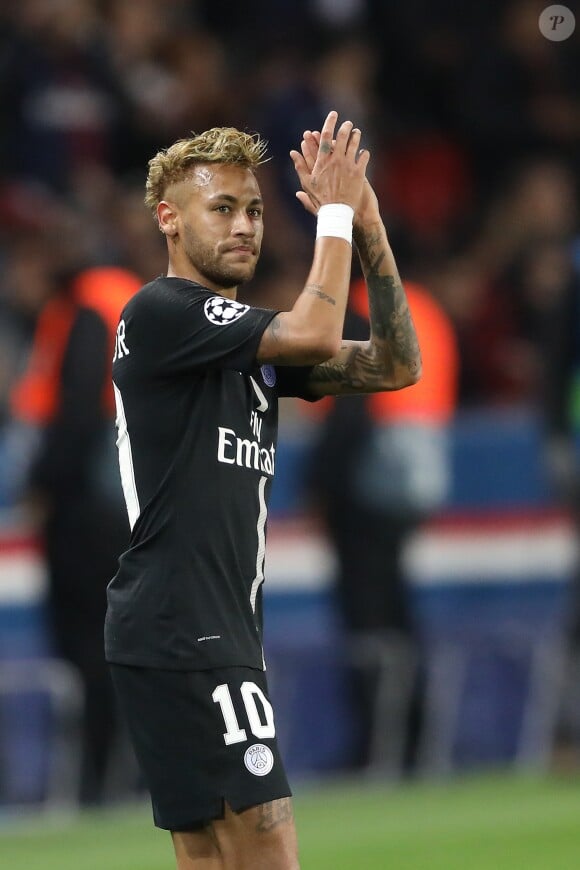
top-left (157, 201), bottom-right (178, 237)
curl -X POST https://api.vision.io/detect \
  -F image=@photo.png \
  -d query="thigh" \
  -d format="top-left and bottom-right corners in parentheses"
top-left (109, 664), bottom-right (292, 832)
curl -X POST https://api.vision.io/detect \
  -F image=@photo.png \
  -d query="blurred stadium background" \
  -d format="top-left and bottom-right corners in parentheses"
top-left (1, 0), bottom-right (580, 864)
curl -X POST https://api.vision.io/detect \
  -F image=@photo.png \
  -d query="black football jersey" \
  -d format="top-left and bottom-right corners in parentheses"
top-left (105, 276), bottom-right (315, 671)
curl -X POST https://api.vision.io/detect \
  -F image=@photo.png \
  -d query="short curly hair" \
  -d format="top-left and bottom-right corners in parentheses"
top-left (144, 127), bottom-right (269, 214)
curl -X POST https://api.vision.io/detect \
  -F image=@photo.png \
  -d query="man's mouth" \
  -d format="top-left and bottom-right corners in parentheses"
top-left (226, 244), bottom-right (255, 254)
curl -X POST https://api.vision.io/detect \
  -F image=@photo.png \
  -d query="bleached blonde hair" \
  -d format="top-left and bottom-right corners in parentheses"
top-left (144, 127), bottom-right (269, 214)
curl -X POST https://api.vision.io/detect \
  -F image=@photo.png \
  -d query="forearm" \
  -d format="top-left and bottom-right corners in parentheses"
top-left (258, 111), bottom-right (368, 366)
top-left (290, 236), bottom-right (353, 348)
top-left (354, 218), bottom-right (421, 384)
top-left (257, 235), bottom-right (353, 365)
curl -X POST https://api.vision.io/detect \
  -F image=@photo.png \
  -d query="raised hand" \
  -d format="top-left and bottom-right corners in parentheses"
top-left (289, 110), bottom-right (369, 215)
top-left (293, 127), bottom-right (379, 225)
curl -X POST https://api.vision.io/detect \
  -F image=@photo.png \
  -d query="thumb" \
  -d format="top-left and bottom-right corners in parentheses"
top-left (296, 191), bottom-right (318, 216)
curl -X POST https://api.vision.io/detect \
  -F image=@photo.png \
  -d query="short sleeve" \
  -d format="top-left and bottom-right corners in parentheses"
top-left (128, 279), bottom-right (277, 375)
top-left (274, 364), bottom-right (321, 401)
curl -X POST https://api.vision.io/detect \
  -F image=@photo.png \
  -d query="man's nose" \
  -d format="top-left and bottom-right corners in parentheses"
top-left (232, 211), bottom-right (255, 236)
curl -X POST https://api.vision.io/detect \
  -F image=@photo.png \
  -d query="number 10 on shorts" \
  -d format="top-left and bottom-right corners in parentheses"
top-left (212, 682), bottom-right (275, 745)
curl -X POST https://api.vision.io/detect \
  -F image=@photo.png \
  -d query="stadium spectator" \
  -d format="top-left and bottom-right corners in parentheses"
top-left (1, 0), bottom-right (127, 192)
top-left (432, 158), bottom-right (578, 405)
top-left (454, 0), bottom-right (580, 192)
top-left (537, 235), bottom-right (580, 761)
top-left (10, 265), bottom-right (141, 804)
top-left (309, 277), bottom-right (458, 773)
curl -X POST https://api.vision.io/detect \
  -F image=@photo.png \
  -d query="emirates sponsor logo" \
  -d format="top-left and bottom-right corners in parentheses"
top-left (217, 427), bottom-right (275, 476)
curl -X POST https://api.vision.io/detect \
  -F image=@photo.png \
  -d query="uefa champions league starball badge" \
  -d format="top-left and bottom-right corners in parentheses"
top-left (204, 296), bottom-right (249, 325)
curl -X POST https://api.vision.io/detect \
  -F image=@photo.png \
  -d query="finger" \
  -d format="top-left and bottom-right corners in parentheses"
top-left (289, 150), bottom-right (310, 185)
top-left (300, 143), bottom-right (315, 173)
top-left (356, 148), bottom-right (371, 173)
top-left (346, 127), bottom-right (362, 159)
top-left (301, 132), bottom-right (318, 167)
top-left (295, 190), bottom-right (318, 216)
top-left (318, 110), bottom-right (338, 158)
top-left (302, 130), bottom-right (320, 155)
top-left (290, 148), bottom-right (308, 169)
top-left (335, 119), bottom-right (354, 155)
top-left (312, 131), bottom-right (339, 156)
top-left (300, 133), bottom-right (318, 160)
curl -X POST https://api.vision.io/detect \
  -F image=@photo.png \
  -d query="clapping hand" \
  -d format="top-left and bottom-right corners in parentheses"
top-left (289, 110), bottom-right (369, 216)
top-left (291, 124), bottom-right (379, 226)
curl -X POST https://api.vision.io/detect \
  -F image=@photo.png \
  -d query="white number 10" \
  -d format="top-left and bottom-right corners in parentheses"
top-left (212, 681), bottom-right (275, 746)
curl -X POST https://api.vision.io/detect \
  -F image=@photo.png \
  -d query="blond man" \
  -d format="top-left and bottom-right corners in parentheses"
top-left (106, 111), bottom-right (421, 869)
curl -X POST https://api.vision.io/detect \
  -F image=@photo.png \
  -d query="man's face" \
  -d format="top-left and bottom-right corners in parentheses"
top-left (167, 163), bottom-right (264, 291)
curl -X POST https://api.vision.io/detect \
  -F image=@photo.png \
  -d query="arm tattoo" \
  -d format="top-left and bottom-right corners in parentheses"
top-left (305, 283), bottom-right (336, 306)
top-left (356, 225), bottom-right (421, 380)
top-left (254, 798), bottom-right (294, 833)
top-left (370, 274), bottom-right (421, 378)
top-left (261, 314), bottom-right (293, 363)
top-left (306, 226), bottom-right (421, 395)
top-left (308, 342), bottom-right (394, 393)
top-left (309, 347), bottom-right (359, 388)
top-left (266, 314), bottom-right (283, 344)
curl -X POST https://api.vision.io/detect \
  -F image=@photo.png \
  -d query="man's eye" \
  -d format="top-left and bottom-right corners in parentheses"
top-left (215, 205), bottom-right (230, 213)
top-left (249, 209), bottom-right (262, 218)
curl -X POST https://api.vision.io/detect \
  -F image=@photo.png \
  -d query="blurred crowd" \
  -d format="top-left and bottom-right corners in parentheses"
top-left (0, 0), bottom-right (579, 419)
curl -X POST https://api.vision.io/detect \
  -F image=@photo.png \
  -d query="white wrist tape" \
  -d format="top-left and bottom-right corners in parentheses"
top-left (316, 203), bottom-right (354, 245)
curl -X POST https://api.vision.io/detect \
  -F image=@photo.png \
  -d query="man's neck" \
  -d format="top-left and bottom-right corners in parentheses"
top-left (165, 263), bottom-right (237, 299)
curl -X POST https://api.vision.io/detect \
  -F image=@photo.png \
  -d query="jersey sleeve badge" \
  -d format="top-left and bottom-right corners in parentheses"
top-left (260, 364), bottom-right (276, 387)
top-left (204, 296), bottom-right (249, 325)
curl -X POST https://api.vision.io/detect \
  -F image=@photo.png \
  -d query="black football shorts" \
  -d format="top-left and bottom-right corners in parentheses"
top-left (109, 663), bottom-right (291, 831)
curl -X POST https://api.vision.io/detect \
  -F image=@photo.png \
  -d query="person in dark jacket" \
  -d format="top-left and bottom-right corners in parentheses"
top-left (11, 266), bottom-right (140, 804)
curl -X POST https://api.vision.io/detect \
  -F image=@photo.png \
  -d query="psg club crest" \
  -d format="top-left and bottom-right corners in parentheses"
top-left (244, 743), bottom-right (274, 777)
top-left (260, 364), bottom-right (276, 387)
top-left (204, 296), bottom-right (249, 325)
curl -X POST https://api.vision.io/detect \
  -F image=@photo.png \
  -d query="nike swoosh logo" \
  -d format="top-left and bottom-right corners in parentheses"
top-left (249, 376), bottom-right (268, 412)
